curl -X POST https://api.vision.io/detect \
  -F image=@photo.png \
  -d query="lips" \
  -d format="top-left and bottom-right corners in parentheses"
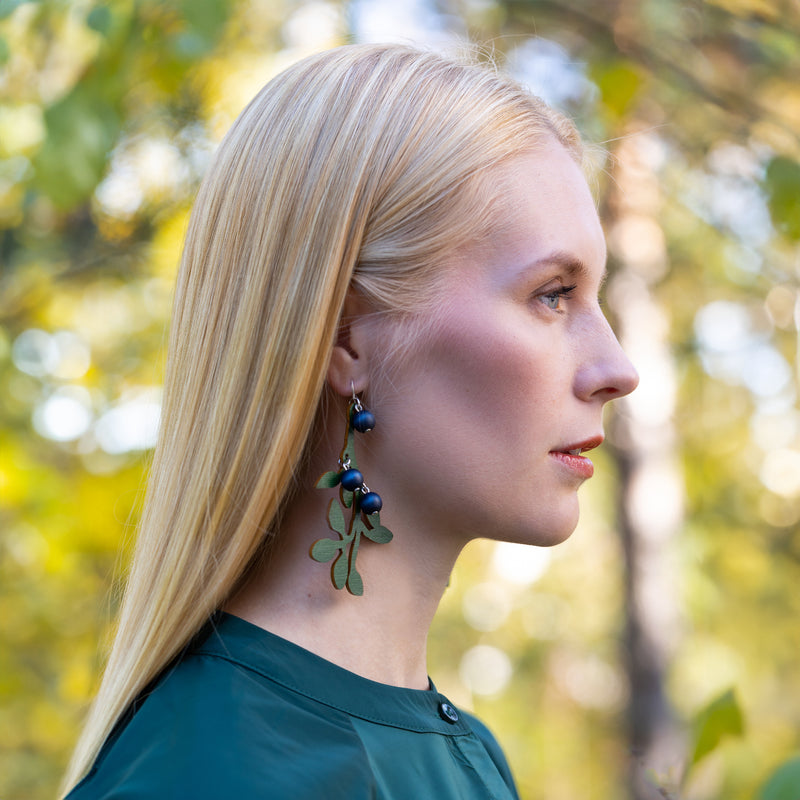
top-left (549, 436), bottom-right (604, 480)
top-left (551, 436), bottom-right (604, 456)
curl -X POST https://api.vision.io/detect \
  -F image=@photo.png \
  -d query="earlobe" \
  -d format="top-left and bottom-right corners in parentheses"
top-left (326, 291), bottom-right (372, 397)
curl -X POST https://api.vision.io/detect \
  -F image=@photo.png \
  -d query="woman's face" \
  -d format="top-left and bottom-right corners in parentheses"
top-left (366, 139), bottom-right (639, 549)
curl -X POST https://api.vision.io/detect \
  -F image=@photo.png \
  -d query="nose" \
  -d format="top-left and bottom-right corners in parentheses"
top-left (574, 314), bottom-right (639, 403)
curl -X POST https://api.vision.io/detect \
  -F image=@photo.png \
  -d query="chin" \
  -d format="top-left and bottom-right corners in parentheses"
top-left (508, 501), bottom-right (581, 547)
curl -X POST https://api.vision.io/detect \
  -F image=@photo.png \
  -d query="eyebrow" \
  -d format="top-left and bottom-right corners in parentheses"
top-left (529, 250), bottom-right (608, 289)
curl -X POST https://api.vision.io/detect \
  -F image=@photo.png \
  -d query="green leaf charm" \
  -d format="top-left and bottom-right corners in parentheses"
top-left (332, 551), bottom-right (348, 590)
top-left (316, 470), bottom-right (341, 489)
top-left (327, 499), bottom-right (346, 535)
top-left (309, 398), bottom-right (394, 595)
top-left (347, 568), bottom-right (364, 596)
top-left (310, 538), bottom-right (340, 563)
top-left (363, 524), bottom-right (393, 544)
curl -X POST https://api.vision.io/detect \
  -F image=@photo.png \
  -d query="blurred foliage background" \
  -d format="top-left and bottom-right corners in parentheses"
top-left (2, 0), bottom-right (800, 798)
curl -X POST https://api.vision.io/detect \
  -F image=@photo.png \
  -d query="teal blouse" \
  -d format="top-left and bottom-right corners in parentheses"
top-left (67, 613), bottom-right (520, 799)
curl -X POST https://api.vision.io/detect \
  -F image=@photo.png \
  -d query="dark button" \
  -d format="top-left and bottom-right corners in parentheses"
top-left (438, 701), bottom-right (459, 723)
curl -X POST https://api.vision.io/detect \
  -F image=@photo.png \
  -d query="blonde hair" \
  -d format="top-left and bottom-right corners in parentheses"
top-left (63, 42), bottom-right (581, 794)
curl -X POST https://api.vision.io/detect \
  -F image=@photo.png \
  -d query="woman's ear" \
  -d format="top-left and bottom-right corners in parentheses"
top-left (327, 290), bottom-right (373, 397)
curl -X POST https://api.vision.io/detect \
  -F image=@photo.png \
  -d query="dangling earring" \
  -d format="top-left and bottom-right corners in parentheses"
top-left (310, 386), bottom-right (393, 596)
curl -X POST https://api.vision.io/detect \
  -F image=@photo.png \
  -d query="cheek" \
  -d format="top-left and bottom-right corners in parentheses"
top-left (372, 303), bottom-right (580, 547)
top-left (433, 304), bottom-right (554, 416)
top-left (383, 304), bottom-right (555, 474)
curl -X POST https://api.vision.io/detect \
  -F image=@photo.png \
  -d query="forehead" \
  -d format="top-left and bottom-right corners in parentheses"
top-left (485, 142), bottom-right (606, 269)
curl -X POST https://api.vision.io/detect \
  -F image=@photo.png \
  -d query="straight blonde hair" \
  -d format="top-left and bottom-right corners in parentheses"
top-left (63, 42), bottom-right (582, 794)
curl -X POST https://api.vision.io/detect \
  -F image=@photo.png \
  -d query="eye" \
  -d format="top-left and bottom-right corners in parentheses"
top-left (538, 284), bottom-right (577, 311)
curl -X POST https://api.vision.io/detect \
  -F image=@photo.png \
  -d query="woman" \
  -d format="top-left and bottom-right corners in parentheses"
top-left (62, 43), bottom-right (638, 798)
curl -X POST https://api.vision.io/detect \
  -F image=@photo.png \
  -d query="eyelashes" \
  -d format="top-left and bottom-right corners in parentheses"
top-left (538, 284), bottom-right (577, 311)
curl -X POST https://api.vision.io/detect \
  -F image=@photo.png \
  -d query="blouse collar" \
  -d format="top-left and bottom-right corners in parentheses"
top-left (193, 612), bottom-right (472, 735)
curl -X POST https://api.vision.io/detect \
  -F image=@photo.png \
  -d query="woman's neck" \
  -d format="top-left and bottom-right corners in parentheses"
top-left (225, 484), bottom-right (461, 690)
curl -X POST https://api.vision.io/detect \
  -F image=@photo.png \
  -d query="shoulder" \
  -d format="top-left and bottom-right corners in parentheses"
top-left (461, 710), bottom-right (520, 800)
top-left (67, 651), bottom-right (377, 800)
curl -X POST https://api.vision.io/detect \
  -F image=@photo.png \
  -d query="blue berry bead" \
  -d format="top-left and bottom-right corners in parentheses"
top-left (359, 491), bottom-right (382, 515)
top-left (340, 468), bottom-right (364, 492)
top-left (352, 409), bottom-right (376, 433)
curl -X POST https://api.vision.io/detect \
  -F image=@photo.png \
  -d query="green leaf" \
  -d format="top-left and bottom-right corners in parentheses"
top-left (363, 524), bottom-right (393, 544)
top-left (33, 84), bottom-right (120, 209)
top-left (341, 425), bottom-right (357, 469)
top-left (87, 6), bottom-right (112, 35)
top-left (315, 470), bottom-right (340, 489)
top-left (590, 60), bottom-right (642, 119)
top-left (310, 537), bottom-right (339, 563)
top-left (332, 552), bottom-right (347, 590)
top-left (342, 488), bottom-right (354, 508)
top-left (765, 157), bottom-right (800, 240)
top-left (347, 568), bottom-right (363, 596)
top-left (758, 756), bottom-right (800, 800)
top-left (326, 499), bottom-right (345, 535)
top-left (689, 688), bottom-right (744, 767)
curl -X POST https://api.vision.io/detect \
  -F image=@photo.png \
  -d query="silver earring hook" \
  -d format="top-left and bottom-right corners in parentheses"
top-left (350, 381), bottom-right (362, 412)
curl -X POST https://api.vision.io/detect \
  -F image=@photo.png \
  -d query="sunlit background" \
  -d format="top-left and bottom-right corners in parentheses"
top-left (2, 1), bottom-right (800, 798)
